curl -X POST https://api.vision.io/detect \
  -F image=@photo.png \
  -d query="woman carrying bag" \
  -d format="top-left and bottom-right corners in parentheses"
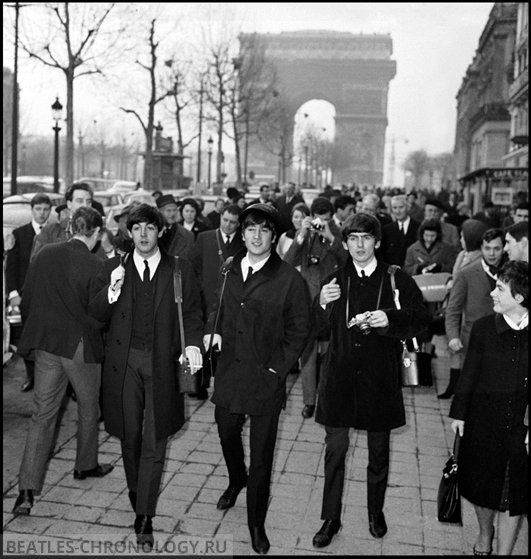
top-left (450, 260), bottom-right (528, 555)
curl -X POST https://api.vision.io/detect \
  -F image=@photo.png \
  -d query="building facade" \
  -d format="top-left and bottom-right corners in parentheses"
top-left (455, 3), bottom-right (528, 214)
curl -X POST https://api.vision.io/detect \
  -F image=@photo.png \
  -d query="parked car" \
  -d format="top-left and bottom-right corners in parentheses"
top-left (123, 190), bottom-right (157, 207)
top-left (3, 176), bottom-right (64, 198)
top-left (92, 190), bottom-right (125, 214)
top-left (3, 192), bottom-right (63, 249)
top-left (109, 180), bottom-right (138, 193)
top-left (76, 177), bottom-right (117, 192)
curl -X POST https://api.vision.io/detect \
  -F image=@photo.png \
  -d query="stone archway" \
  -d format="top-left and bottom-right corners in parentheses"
top-left (241, 30), bottom-right (396, 186)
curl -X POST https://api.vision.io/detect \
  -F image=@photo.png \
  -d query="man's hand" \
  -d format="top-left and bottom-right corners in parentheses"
top-left (451, 419), bottom-right (465, 437)
top-left (110, 265), bottom-right (125, 293)
top-left (184, 346), bottom-right (202, 374)
top-left (318, 218), bottom-right (335, 244)
top-left (320, 277), bottom-right (341, 306)
top-left (203, 334), bottom-right (222, 352)
top-left (448, 338), bottom-right (463, 353)
top-left (367, 310), bottom-right (389, 329)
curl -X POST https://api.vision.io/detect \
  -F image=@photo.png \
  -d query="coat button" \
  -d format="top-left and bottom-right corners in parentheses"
top-left (236, 358), bottom-right (241, 362)
top-left (238, 330), bottom-right (243, 334)
top-left (116, 339), bottom-right (121, 345)
top-left (121, 312), bottom-right (126, 318)
top-left (241, 303), bottom-right (245, 308)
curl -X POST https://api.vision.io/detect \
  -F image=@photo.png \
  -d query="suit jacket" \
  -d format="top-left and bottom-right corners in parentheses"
top-left (189, 228), bottom-right (244, 319)
top-left (444, 259), bottom-right (496, 349)
top-left (5, 222), bottom-right (36, 296)
top-left (380, 219), bottom-right (420, 267)
top-left (89, 250), bottom-right (204, 440)
top-left (31, 218), bottom-right (106, 260)
top-left (18, 239), bottom-right (105, 363)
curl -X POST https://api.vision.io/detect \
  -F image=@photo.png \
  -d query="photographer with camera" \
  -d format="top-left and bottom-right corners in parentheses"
top-left (309, 213), bottom-right (431, 548)
top-left (284, 197), bottom-right (348, 419)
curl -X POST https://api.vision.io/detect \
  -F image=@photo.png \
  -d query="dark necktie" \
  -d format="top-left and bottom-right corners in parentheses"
top-left (247, 266), bottom-right (253, 282)
top-left (225, 235), bottom-right (231, 247)
top-left (143, 260), bottom-right (150, 282)
top-left (360, 269), bottom-right (366, 277)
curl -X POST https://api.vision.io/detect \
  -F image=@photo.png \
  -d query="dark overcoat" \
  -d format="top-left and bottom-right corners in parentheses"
top-left (89, 251), bottom-right (204, 440)
top-left (314, 258), bottom-right (432, 430)
top-left (18, 240), bottom-right (105, 362)
top-left (5, 222), bottom-right (36, 295)
top-left (450, 314), bottom-right (528, 515)
top-left (209, 250), bottom-right (311, 416)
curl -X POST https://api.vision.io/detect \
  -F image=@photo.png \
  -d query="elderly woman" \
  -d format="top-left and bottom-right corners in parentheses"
top-left (179, 198), bottom-right (210, 240)
top-left (403, 218), bottom-right (458, 276)
top-left (276, 202), bottom-right (310, 260)
top-left (450, 260), bottom-right (528, 556)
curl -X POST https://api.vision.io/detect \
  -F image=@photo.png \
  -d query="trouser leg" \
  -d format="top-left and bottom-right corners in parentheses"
top-left (64, 339), bottom-right (101, 471)
top-left (367, 430), bottom-right (391, 514)
top-left (215, 406), bottom-right (247, 487)
top-left (300, 335), bottom-right (318, 406)
top-left (247, 413), bottom-right (280, 528)
top-left (321, 426), bottom-right (350, 520)
top-left (121, 348), bottom-right (167, 516)
top-left (19, 350), bottom-right (69, 493)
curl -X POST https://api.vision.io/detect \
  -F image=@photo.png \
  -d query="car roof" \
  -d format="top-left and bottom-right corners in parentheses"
top-left (3, 192), bottom-right (64, 205)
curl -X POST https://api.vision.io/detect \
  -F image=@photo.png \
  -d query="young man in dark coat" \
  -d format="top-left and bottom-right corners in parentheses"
top-left (203, 203), bottom-right (311, 555)
top-left (311, 213), bottom-right (431, 548)
top-left (12, 207), bottom-right (112, 518)
top-left (5, 193), bottom-right (52, 391)
top-left (89, 204), bottom-right (204, 549)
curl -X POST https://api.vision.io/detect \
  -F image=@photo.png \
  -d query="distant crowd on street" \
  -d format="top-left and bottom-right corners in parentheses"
top-left (4, 177), bottom-right (528, 555)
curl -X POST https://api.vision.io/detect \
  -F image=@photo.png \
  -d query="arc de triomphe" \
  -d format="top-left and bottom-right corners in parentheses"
top-left (241, 31), bottom-right (396, 186)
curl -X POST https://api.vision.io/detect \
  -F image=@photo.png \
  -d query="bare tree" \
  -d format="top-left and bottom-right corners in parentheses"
top-left (15, 2), bottom-right (132, 188)
top-left (119, 19), bottom-right (174, 190)
top-left (402, 149), bottom-right (431, 190)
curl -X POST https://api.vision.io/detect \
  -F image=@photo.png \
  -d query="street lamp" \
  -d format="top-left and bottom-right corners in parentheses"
top-left (207, 135), bottom-right (213, 190)
top-left (51, 97), bottom-right (63, 193)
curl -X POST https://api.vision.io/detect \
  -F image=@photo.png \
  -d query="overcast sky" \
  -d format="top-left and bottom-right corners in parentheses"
top-left (4, 2), bottom-right (495, 184)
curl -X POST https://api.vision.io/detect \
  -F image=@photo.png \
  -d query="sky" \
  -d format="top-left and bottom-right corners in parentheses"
top-left (3, 2), bottom-right (495, 185)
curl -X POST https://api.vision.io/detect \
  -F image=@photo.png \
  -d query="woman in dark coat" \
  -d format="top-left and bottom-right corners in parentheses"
top-left (450, 260), bottom-right (528, 556)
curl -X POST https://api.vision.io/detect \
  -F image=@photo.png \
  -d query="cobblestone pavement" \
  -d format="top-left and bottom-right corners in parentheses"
top-left (3, 337), bottom-right (528, 555)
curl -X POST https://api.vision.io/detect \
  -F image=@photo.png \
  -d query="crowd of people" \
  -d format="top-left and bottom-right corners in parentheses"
top-left (4, 180), bottom-right (528, 555)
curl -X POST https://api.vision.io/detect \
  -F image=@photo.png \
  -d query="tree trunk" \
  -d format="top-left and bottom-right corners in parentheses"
top-left (65, 67), bottom-right (75, 188)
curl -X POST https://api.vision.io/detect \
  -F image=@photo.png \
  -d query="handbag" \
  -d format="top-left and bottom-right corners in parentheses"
top-left (437, 432), bottom-right (462, 525)
top-left (173, 257), bottom-right (199, 394)
top-left (388, 267), bottom-right (433, 387)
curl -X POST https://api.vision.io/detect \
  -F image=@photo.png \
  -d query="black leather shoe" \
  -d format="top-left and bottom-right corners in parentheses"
top-left (134, 515), bottom-right (154, 550)
top-left (312, 519), bottom-right (342, 548)
top-left (301, 405), bottom-right (315, 419)
top-left (249, 526), bottom-right (270, 555)
top-left (21, 378), bottom-right (34, 392)
top-left (217, 478), bottom-right (248, 510)
top-left (74, 463), bottom-right (114, 480)
top-left (437, 388), bottom-right (454, 399)
top-left (368, 511), bottom-right (387, 538)
top-left (12, 490), bottom-right (34, 516)
top-left (128, 491), bottom-right (137, 512)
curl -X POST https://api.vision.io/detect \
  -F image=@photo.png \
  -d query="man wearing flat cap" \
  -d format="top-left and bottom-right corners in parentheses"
top-left (203, 203), bottom-right (311, 555)
top-left (424, 197), bottom-right (460, 251)
top-left (156, 194), bottom-right (194, 257)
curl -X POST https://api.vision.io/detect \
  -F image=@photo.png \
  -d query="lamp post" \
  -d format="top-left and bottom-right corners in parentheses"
top-left (52, 97), bottom-right (63, 193)
top-left (207, 135), bottom-right (213, 191)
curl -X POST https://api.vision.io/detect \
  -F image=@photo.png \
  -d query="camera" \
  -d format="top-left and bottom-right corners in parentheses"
top-left (310, 218), bottom-right (324, 232)
top-left (347, 312), bottom-right (372, 335)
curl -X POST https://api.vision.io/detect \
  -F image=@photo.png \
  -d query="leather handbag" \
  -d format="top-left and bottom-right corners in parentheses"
top-left (437, 432), bottom-right (462, 525)
top-left (412, 272), bottom-right (452, 303)
top-left (388, 266), bottom-right (433, 387)
top-left (400, 338), bottom-right (433, 387)
top-left (173, 257), bottom-right (199, 394)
